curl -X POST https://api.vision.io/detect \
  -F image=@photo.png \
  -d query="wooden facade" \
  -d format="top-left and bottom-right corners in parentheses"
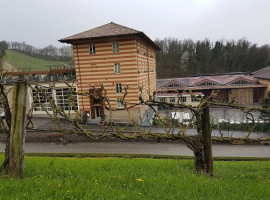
top-left (157, 73), bottom-right (268, 106)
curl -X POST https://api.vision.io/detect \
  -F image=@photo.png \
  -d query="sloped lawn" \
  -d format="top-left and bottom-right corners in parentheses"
top-left (0, 156), bottom-right (269, 200)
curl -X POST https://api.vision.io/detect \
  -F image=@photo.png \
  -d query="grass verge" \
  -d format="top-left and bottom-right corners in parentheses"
top-left (0, 155), bottom-right (270, 199)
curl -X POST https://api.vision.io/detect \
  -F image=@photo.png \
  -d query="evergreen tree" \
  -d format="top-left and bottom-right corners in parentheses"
top-left (259, 91), bottom-right (270, 128)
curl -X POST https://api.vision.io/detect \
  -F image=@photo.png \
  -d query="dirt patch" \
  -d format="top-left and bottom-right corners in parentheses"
top-left (2, 61), bottom-right (17, 72)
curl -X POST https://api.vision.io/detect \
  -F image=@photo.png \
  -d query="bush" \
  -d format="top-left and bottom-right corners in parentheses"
top-left (211, 122), bottom-right (270, 132)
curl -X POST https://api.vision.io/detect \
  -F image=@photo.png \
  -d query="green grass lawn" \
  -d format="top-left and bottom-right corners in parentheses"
top-left (0, 156), bottom-right (270, 200)
top-left (3, 50), bottom-right (71, 71)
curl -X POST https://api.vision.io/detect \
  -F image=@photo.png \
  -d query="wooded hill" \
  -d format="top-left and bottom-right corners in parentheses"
top-left (155, 38), bottom-right (270, 78)
top-left (2, 39), bottom-right (270, 76)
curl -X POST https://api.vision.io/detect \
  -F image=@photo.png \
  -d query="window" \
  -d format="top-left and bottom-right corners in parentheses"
top-left (169, 97), bottom-right (175, 103)
top-left (116, 99), bottom-right (124, 108)
top-left (181, 96), bottom-right (187, 103)
top-left (191, 96), bottom-right (199, 102)
top-left (32, 88), bottom-right (53, 111)
top-left (197, 81), bottom-right (216, 87)
top-left (113, 42), bottom-right (119, 53)
top-left (116, 83), bottom-right (122, 93)
top-left (114, 63), bottom-right (121, 74)
top-left (164, 82), bottom-right (183, 89)
top-left (89, 43), bottom-right (95, 54)
top-left (231, 80), bottom-right (252, 85)
top-left (159, 97), bottom-right (166, 102)
top-left (55, 88), bottom-right (78, 111)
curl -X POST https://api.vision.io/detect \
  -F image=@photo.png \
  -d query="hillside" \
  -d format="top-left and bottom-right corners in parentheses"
top-left (3, 50), bottom-right (73, 71)
top-left (1, 60), bottom-right (17, 72)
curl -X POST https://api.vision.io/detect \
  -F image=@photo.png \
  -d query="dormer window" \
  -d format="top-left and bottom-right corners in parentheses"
top-left (164, 82), bottom-right (183, 89)
top-left (230, 80), bottom-right (252, 85)
top-left (89, 43), bottom-right (95, 54)
top-left (113, 42), bottom-right (119, 53)
top-left (197, 81), bottom-right (216, 87)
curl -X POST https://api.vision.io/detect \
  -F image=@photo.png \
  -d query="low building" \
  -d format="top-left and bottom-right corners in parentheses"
top-left (157, 69), bottom-right (268, 106)
top-left (2, 68), bottom-right (78, 115)
top-left (252, 66), bottom-right (270, 95)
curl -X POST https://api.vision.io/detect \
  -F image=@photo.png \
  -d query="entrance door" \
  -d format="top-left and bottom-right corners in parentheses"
top-left (89, 88), bottom-right (104, 119)
top-left (95, 106), bottom-right (101, 118)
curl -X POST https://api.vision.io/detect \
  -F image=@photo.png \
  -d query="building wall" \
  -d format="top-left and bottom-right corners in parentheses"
top-left (257, 78), bottom-right (270, 95)
top-left (136, 39), bottom-right (157, 101)
top-left (73, 37), bottom-right (140, 111)
top-left (156, 95), bottom-right (201, 107)
top-left (104, 107), bottom-right (142, 124)
top-left (72, 36), bottom-right (158, 124)
top-left (228, 88), bottom-right (253, 105)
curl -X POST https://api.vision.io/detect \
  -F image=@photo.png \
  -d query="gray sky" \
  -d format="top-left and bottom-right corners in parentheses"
top-left (1, 0), bottom-right (270, 48)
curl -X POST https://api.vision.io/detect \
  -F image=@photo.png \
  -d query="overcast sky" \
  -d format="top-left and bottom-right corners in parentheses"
top-left (1, 0), bottom-right (269, 48)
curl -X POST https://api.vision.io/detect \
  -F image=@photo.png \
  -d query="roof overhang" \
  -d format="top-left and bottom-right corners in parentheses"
top-left (59, 32), bottom-right (160, 51)
top-left (157, 84), bottom-right (267, 92)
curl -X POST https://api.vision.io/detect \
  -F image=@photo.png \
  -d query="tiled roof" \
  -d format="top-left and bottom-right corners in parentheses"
top-left (59, 22), bottom-right (160, 50)
top-left (157, 73), bottom-right (258, 90)
top-left (253, 66), bottom-right (270, 80)
top-left (157, 92), bottom-right (204, 97)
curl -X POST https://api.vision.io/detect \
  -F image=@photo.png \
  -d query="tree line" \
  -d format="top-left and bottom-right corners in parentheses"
top-left (2, 41), bottom-right (72, 58)
top-left (155, 38), bottom-right (270, 78)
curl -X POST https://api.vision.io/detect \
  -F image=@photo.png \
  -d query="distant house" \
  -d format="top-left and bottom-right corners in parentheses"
top-left (156, 69), bottom-right (269, 106)
top-left (59, 22), bottom-right (160, 124)
top-left (252, 66), bottom-right (270, 95)
top-left (2, 68), bottom-right (78, 115)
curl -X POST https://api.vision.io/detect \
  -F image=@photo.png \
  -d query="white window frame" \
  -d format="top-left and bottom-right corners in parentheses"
top-left (169, 97), bottom-right (175, 103)
top-left (191, 96), bottom-right (199, 102)
top-left (113, 42), bottom-right (119, 53)
top-left (32, 88), bottom-right (53, 111)
top-left (55, 87), bottom-right (78, 111)
top-left (181, 96), bottom-right (187, 103)
top-left (89, 43), bottom-right (95, 54)
top-left (116, 99), bottom-right (124, 108)
top-left (114, 63), bottom-right (121, 74)
top-left (159, 97), bottom-right (166, 102)
top-left (116, 83), bottom-right (122, 93)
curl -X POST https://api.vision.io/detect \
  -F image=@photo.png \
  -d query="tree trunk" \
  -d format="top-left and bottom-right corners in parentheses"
top-left (193, 111), bottom-right (207, 174)
top-left (193, 148), bottom-right (206, 173)
top-left (202, 103), bottom-right (213, 176)
top-left (7, 82), bottom-right (27, 178)
top-left (0, 84), bottom-right (12, 174)
top-left (192, 103), bottom-right (213, 175)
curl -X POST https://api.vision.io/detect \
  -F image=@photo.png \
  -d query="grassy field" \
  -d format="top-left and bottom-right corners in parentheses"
top-left (3, 50), bottom-right (71, 71)
top-left (0, 156), bottom-right (270, 199)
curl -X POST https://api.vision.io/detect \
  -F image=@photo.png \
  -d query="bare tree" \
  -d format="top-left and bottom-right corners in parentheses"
top-left (1, 81), bottom-right (269, 178)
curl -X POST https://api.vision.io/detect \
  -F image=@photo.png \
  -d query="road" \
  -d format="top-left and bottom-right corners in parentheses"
top-left (1, 142), bottom-right (269, 157)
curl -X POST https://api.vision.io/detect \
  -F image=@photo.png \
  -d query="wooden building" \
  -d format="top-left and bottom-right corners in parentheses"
top-left (157, 71), bottom-right (268, 106)
top-left (59, 22), bottom-right (160, 124)
top-left (253, 66), bottom-right (270, 95)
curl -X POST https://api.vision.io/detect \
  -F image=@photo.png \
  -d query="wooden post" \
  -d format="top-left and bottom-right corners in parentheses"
top-left (201, 103), bottom-right (213, 176)
top-left (8, 81), bottom-right (27, 178)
